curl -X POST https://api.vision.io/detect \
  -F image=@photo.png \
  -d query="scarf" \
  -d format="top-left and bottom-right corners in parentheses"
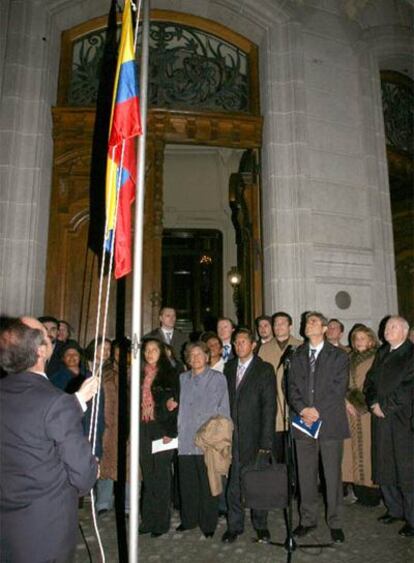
top-left (349, 347), bottom-right (377, 375)
top-left (141, 363), bottom-right (157, 422)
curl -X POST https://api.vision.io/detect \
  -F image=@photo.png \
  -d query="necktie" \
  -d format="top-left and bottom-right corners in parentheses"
top-left (165, 332), bottom-right (172, 344)
top-left (309, 349), bottom-right (316, 374)
top-left (236, 363), bottom-right (245, 388)
top-left (309, 348), bottom-right (316, 405)
top-left (223, 344), bottom-right (231, 361)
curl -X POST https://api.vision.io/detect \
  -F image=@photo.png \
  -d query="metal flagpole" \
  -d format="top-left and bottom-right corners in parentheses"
top-left (129, 0), bottom-right (150, 560)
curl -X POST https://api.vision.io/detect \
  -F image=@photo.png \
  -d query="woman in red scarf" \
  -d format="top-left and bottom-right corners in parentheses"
top-left (139, 339), bottom-right (179, 537)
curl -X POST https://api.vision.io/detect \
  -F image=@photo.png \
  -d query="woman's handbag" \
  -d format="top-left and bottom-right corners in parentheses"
top-left (241, 452), bottom-right (288, 510)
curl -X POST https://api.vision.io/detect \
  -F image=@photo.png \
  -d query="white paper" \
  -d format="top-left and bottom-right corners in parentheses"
top-left (151, 437), bottom-right (178, 454)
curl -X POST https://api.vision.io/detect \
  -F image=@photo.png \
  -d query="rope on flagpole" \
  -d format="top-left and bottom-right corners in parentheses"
top-left (87, 140), bottom-right (127, 563)
top-left (132, 0), bottom-right (142, 53)
top-left (86, 157), bottom-right (113, 563)
top-left (86, 2), bottom-right (142, 560)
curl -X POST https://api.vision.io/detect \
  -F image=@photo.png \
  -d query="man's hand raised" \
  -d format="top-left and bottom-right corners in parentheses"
top-left (78, 376), bottom-right (99, 403)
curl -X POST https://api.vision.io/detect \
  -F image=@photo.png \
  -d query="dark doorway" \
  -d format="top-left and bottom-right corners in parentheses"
top-left (380, 70), bottom-right (414, 325)
top-left (162, 229), bottom-right (223, 335)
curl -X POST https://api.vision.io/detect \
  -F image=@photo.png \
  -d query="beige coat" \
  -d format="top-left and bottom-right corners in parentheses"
top-left (342, 353), bottom-right (376, 486)
top-left (195, 415), bottom-right (233, 496)
top-left (258, 335), bottom-right (302, 431)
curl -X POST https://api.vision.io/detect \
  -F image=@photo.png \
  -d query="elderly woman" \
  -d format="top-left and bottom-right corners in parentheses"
top-left (176, 341), bottom-right (230, 538)
top-left (342, 325), bottom-right (381, 506)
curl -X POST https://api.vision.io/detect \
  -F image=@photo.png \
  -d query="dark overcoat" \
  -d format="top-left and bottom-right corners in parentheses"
top-left (225, 355), bottom-right (276, 465)
top-left (288, 341), bottom-right (350, 441)
top-left (364, 340), bottom-right (414, 489)
top-left (0, 371), bottom-right (98, 563)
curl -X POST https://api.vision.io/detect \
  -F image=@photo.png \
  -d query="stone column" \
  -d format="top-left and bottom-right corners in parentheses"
top-left (0, 0), bottom-right (57, 315)
top-left (260, 20), bottom-right (313, 325)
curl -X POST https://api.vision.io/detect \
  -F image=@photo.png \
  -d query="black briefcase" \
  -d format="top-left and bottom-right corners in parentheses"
top-left (241, 453), bottom-right (288, 510)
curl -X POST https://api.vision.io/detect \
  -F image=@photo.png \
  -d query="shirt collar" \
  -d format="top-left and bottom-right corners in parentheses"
top-left (238, 355), bottom-right (254, 371)
top-left (309, 340), bottom-right (324, 357)
top-left (29, 370), bottom-right (48, 379)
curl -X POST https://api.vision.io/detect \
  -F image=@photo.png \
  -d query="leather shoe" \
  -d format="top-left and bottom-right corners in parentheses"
top-left (293, 524), bottom-right (317, 537)
top-left (175, 524), bottom-right (188, 532)
top-left (221, 530), bottom-right (239, 543)
top-left (256, 529), bottom-right (271, 542)
top-left (138, 527), bottom-right (151, 535)
top-left (398, 524), bottom-right (414, 537)
top-left (204, 532), bottom-right (214, 538)
top-left (151, 532), bottom-right (164, 538)
top-left (378, 512), bottom-right (402, 524)
top-left (330, 528), bottom-right (345, 543)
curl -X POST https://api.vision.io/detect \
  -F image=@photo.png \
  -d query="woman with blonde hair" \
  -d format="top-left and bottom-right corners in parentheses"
top-left (342, 325), bottom-right (381, 505)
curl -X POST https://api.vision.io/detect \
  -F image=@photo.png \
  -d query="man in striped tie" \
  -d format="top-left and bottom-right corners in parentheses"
top-left (217, 318), bottom-right (235, 364)
top-left (288, 312), bottom-right (349, 544)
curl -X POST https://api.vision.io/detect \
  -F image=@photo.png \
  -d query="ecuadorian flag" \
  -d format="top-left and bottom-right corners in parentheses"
top-left (105, 0), bottom-right (142, 279)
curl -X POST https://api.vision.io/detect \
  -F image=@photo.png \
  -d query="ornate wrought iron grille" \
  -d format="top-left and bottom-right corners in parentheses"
top-left (381, 73), bottom-right (414, 156)
top-left (69, 28), bottom-right (114, 106)
top-left (68, 22), bottom-right (249, 112)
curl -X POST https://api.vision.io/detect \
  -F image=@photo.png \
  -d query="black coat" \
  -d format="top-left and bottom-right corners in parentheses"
top-left (288, 341), bottom-right (350, 441)
top-left (364, 340), bottom-right (414, 489)
top-left (225, 355), bottom-right (276, 465)
top-left (0, 372), bottom-right (98, 563)
top-left (140, 364), bottom-right (179, 441)
top-left (46, 339), bottom-right (65, 376)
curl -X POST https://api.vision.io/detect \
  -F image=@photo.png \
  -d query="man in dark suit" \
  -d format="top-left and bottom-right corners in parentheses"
top-left (0, 317), bottom-right (98, 563)
top-left (288, 311), bottom-right (349, 544)
top-left (38, 315), bottom-right (65, 376)
top-left (217, 317), bottom-right (236, 363)
top-left (364, 315), bottom-right (414, 537)
top-left (222, 328), bottom-right (276, 543)
top-left (144, 306), bottom-right (187, 363)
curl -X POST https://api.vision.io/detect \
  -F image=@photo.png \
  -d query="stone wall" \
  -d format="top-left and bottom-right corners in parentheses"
top-left (1, 0), bottom-right (409, 337)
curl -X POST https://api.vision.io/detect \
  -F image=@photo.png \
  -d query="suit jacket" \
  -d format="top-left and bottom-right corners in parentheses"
top-left (364, 340), bottom-right (414, 488)
top-left (46, 339), bottom-right (65, 376)
top-left (0, 372), bottom-right (98, 563)
top-left (258, 335), bottom-right (302, 432)
top-left (225, 355), bottom-right (276, 465)
top-left (144, 327), bottom-right (187, 363)
top-left (288, 341), bottom-right (350, 441)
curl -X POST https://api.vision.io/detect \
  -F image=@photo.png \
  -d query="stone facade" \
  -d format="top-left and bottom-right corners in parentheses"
top-left (1, 0), bottom-right (411, 334)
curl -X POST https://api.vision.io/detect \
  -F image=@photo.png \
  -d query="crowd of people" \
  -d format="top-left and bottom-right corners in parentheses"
top-left (0, 308), bottom-right (413, 561)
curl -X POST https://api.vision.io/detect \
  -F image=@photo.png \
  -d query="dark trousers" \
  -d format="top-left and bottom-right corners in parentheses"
top-left (140, 425), bottom-right (174, 534)
top-left (178, 455), bottom-right (219, 534)
top-left (295, 437), bottom-right (343, 529)
top-left (226, 448), bottom-right (268, 534)
top-left (381, 485), bottom-right (414, 527)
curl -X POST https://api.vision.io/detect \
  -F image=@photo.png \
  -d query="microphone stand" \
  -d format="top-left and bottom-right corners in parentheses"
top-left (269, 348), bottom-right (332, 562)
